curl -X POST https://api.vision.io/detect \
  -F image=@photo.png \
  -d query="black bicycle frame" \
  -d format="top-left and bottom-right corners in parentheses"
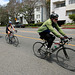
top-left (62, 46), bottom-right (69, 59)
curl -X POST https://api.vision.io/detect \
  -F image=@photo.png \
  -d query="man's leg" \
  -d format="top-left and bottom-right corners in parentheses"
top-left (45, 34), bottom-right (55, 48)
top-left (39, 32), bottom-right (55, 48)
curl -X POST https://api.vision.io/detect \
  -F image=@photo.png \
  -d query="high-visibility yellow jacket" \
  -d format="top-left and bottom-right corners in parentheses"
top-left (37, 19), bottom-right (66, 38)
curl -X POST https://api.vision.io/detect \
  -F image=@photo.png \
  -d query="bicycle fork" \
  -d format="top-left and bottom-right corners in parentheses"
top-left (63, 47), bottom-right (69, 60)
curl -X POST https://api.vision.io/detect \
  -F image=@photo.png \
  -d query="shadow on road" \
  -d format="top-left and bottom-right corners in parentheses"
top-left (45, 54), bottom-right (75, 72)
top-left (0, 36), bottom-right (3, 38)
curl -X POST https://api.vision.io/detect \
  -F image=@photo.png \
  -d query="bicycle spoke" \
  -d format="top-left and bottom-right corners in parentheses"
top-left (33, 42), bottom-right (47, 59)
top-left (56, 48), bottom-right (75, 71)
top-left (5, 35), bottom-right (10, 44)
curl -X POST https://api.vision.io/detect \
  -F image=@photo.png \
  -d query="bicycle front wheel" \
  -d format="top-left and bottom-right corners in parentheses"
top-left (56, 47), bottom-right (75, 71)
top-left (12, 36), bottom-right (19, 47)
top-left (33, 42), bottom-right (47, 59)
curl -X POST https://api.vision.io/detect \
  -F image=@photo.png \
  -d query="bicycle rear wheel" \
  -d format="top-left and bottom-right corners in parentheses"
top-left (12, 36), bottom-right (19, 47)
top-left (5, 35), bottom-right (10, 44)
top-left (56, 47), bottom-right (75, 71)
top-left (33, 42), bottom-right (47, 59)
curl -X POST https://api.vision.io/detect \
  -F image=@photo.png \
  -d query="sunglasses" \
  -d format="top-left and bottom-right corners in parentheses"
top-left (55, 18), bottom-right (58, 20)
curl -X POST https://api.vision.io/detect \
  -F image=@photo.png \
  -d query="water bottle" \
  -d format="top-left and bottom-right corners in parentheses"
top-left (52, 45), bottom-right (57, 51)
top-left (54, 45), bottom-right (57, 49)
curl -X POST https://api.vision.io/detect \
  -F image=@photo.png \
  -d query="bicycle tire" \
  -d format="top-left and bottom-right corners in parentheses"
top-left (5, 35), bottom-right (10, 44)
top-left (33, 42), bottom-right (47, 59)
top-left (56, 47), bottom-right (75, 71)
top-left (12, 36), bottom-right (19, 47)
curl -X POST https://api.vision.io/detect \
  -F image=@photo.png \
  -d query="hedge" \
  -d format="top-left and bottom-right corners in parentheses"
top-left (24, 22), bottom-right (43, 27)
top-left (69, 14), bottom-right (75, 23)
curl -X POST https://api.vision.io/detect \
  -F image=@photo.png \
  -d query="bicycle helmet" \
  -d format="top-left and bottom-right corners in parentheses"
top-left (50, 13), bottom-right (59, 19)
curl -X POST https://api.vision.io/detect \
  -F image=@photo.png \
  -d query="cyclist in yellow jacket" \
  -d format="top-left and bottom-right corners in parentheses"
top-left (38, 13), bottom-right (68, 49)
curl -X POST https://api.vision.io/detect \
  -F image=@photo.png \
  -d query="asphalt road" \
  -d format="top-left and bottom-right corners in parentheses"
top-left (0, 27), bottom-right (75, 75)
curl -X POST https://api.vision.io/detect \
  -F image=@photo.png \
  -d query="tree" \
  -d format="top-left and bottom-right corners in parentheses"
top-left (6, 1), bottom-right (23, 23)
top-left (46, 0), bottom-right (50, 19)
top-left (20, 0), bottom-right (50, 23)
top-left (6, 0), bottom-right (38, 24)
top-left (19, 0), bottom-right (38, 24)
top-left (6, 2), bottom-right (17, 23)
top-left (6, 0), bottom-right (50, 24)
top-left (69, 14), bottom-right (75, 23)
top-left (0, 6), bottom-right (9, 26)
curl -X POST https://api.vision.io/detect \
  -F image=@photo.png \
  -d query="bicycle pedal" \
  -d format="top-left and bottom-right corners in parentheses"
top-left (47, 53), bottom-right (50, 57)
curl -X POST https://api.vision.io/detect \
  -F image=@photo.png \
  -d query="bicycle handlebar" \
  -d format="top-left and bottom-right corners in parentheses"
top-left (68, 37), bottom-right (72, 40)
top-left (10, 30), bottom-right (17, 33)
top-left (60, 37), bottom-right (72, 44)
top-left (15, 30), bottom-right (17, 33)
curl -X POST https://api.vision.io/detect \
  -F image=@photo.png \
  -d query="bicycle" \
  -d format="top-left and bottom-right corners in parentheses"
top-left (33, 37), bottom-right (75, 71)
top-left (5, 30), bottom-right (19, 47)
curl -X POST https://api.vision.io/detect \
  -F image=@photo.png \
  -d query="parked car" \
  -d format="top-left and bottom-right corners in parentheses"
top-left (14, 24), bottom-right (25, 28)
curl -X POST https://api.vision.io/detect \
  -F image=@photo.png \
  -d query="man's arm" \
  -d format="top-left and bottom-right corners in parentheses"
top-left (54, 23), bottom-right (66, 36)
top-left (46, 23), bottom-right (61, 38)
top-left (8, 27), bottom-right (11, 31)
top-left (12, 25), bottom-right (15, 31)
top-left (13, 27), bottom-right (15, 31)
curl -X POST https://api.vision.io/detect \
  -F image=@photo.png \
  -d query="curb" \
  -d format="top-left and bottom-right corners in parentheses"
top-left (32, 27), bottom-right (38, 28)
top-left (62, 28), bottom-right (75, 29)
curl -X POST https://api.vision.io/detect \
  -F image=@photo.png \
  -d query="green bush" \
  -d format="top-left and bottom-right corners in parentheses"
top-left (69, 14), bottom-right (75, 23)
top-left (24, 22), bottom-right (43, 27)
top-left (36, 22), bottom-right (43, 26)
